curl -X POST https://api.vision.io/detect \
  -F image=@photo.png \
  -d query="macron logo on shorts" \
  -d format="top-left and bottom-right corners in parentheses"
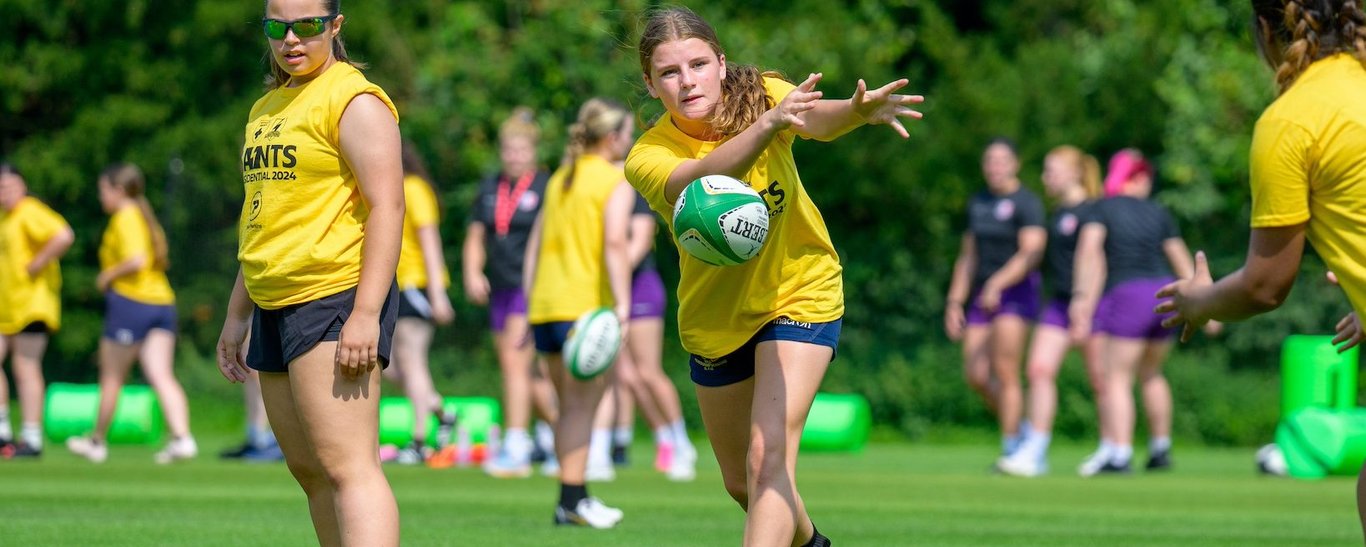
top-left (114, 329), bottom-right (136, 346)
top-left (772, 317), bottom-right (812, 330)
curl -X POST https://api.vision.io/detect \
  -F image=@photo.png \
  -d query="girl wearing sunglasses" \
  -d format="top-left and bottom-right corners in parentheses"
top-left (216, 0), bottom-right (403, 545)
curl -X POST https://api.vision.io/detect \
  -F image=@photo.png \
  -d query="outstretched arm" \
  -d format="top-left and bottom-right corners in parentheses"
top-left (794, 77), bottom-right (925, 141)
top-left (1156, 224), bottom-right (1306, 341)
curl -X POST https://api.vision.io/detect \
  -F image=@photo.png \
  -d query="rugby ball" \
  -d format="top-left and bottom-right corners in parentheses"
top-left (672, 175), bottom-right (770, 266)
top-left (564, 308), bottom-right (622, 380)
top-left (1256, 443), bottom-right (1287, 476)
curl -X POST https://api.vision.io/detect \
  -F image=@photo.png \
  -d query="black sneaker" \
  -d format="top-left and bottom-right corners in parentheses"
top-left (1145, 450), bottom-right (1172, 471)
top-left (9, 442), bottom-right (41, 458)
top-left (530, 443), bottom-right (548, 464)
top-left (434, 411), bottom-right (457, 449)
top-left (0, 438), bottom-right (14, 459)
top-left (1096, 459), bottom-right (1132, 475)
top-left (219, 439), bottom-right (254, 459)
top-left (611, 443), bottom-right (629, 467)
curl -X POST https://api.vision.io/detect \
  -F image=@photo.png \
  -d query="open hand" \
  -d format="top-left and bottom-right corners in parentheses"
top-left (1155, 250), bottom-right (1214, 342)
top-left (766, 72), bottom-right (824, 132)
top-left (851, 78), bottom-right (925, 138)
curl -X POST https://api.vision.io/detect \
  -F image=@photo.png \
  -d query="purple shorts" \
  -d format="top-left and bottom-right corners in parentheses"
top-left (489, 287), bottom-right (527, 333)
top-left (1038, 298), bottom-right (1071, 329)
top-left (630, 269), bottom-right (667, 320)
top-left (965, 272), bottom-right (1040, 325)
top-left (1094, 278), bottom-right (1176, 340)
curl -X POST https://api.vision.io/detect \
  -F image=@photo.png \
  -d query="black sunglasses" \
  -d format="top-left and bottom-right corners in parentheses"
top-left (262, 14), bottom-right (338, 40)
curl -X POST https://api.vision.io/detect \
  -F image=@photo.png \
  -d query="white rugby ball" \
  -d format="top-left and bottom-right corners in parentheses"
top-left (564, 308), bottom-right (622, 380)
top-left (1256, 443), bottom-right (1288, 476)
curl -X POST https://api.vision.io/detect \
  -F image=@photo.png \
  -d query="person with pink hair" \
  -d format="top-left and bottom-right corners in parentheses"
top-left (1071, 149), bottom-right (1209, 476)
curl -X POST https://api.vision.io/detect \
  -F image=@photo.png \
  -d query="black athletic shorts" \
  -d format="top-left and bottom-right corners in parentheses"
top-left (247, 283), bottom-right (398, 373)
top-left (397, 287), bottom-right (433, 321)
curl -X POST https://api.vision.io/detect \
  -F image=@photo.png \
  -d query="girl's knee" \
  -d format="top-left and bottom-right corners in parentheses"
top-left (285, 457), bottom-right (329, 493)
top-left (722, 478), bottom-right (749, 509)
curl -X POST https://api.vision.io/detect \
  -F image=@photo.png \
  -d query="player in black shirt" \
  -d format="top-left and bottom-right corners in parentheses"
top-left (467, 108), bottom-right (560, 478)
top-left (997, 145), bottom-right (1101, 477)
top-left (946, 139), bottom-right (1046, 459)
top-left (1071, 149), bottom-right (1211, 476)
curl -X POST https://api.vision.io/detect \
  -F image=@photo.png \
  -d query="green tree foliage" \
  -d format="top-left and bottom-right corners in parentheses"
top-left (0, 0), bottom-right (1339, 443)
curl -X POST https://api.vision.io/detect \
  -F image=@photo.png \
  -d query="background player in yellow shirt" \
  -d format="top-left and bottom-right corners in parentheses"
top-left (1156, 0), bottom-right (1366, 533)
top-left (214, 0), bottom-right (403, 544)
top-left (0, 164), bottom-right (74, 458)
top-left (67, 164), bottom-right (196, 465)
top-left (386, 140), bottom-right (456, 465)
top-left (525, 98), bottom-right (636, 528)
top-left (626, 7), bottom-right (922, 546)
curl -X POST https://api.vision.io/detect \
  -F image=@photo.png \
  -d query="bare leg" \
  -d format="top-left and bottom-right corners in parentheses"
top-left (743, 341), bottom-right (829, 547)
top-left (989, 315), bottom-right (1029, 439)
top-left (138, 329), bottom-right (191, 438)
top-left (10, 333), bottom-right (48, 440)
top-left (1103, 337), bottom-right (1149, 451)
top-left (267, 342), bottom-right (399, 546)
top-left (1024, 325), bottom-right (1071, 436)
top-left (496, 314), bottom-right (534, 432)
top-left (962, 325), bottom-right (997, 414)
top-left (548, 353), bottom-right (609, 485)
top-left (93, 339), bottom-right (140, 442)
top-left (1138, 341), bottom-right (1174, 443)
top-left (392, 318), bottom-right (440, 443)
top-left (1083, 335), bottom-right (1112, 442)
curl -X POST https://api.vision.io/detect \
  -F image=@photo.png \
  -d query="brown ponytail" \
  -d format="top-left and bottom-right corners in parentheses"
top-left (638, 6), bottom-right (780, 138)
top-left (101, 163), bottom-right (170, 271)
top-left (262, 0), bottom-right (367, 90)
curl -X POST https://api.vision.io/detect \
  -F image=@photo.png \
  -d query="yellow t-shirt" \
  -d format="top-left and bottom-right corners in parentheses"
top-left (1250, 53), bottom-right (1366, 316)
top-left (397, 175), bottom-right (450, 290)
top-left (99, 205), bottom-right (175, 305)
top-left (625, 77), bottom-right (844, 358)
top-left (0, 197), bottom-right (68, 333)
top-left (528, 154), bottom-right (623, 324)
top-left (239, 62), bottom-right (399, 309)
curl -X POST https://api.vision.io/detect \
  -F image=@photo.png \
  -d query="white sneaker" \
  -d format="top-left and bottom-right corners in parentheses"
top-left (484, 450), bottom-right (533, 479)
top-left (67, 436), bottom-right (108, 464)
top-left (585, 458), bottom-right (616, 482)
top-left (1077, 447), bottom-right (1111, 478)
top-left (666, 446), bottom-right (697, 482)
top-left (996, 451), bottom-right (1047, 478)
top-left (154, 436), bottom-right (198, 464)
top-left (554, 497), bottom-right (624, 528)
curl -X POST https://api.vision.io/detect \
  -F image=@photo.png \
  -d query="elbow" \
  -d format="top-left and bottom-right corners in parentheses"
top-left (1245, 279), bottom-right (1292, 313)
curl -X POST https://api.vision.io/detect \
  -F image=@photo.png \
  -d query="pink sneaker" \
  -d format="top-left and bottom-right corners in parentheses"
top-left (654, 442), bottom-right (674, 474)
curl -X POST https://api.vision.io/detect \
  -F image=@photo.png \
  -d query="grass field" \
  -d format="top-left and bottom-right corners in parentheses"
top-left (1, 437), bottom-right (1358, 546)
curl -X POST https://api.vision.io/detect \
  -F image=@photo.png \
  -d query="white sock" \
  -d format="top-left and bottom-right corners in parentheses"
top-left (504, 428), bottom-right (532, 458)
top-left (1112, 444), bottom-right (1133, 464)
top-left (1019, 432), bottom-right (1050, 462)
top-left (669, 419), bottom-right (693, 452)
top-left (0, 407), bottom-right (11, 441)
top-left (534, 420), bottom-right (555, 452)
top-left (21, 423), bottom-right (42, 450)
top-left (248, 424), bottom-right (274, 449)
top-left (1149, 437), bottom-right (1171, 453)
top-left (612, 426), bottom-right (633, 448)
top-left (589, 429), bottom-right (612, 467)
top-left (653, 426), bottom-right (672, 447)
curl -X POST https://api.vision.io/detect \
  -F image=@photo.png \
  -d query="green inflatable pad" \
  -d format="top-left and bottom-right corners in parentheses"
top-left (379, 396), bottom-right (501, 446)
top-left (1276, 407), bottom-right (1366, 479)
top-left (1281, 334), bottom-right (1358, 417)
top-left (44, 382), bottom-right (163, 445)
top-left (800, 392), bottom-right (871, 452)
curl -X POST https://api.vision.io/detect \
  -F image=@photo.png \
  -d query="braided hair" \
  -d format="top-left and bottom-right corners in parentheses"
top-left (1252, 0), bottom-right (1366, 93)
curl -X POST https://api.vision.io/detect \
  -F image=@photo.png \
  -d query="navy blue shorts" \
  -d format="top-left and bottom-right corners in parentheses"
top-left (103, 291), bottom-right (177, 345)
top-left (689, 317), bottom-right (842, 387)
top-left (247, 283), bottom-right (398, 373)
top-left (531, 321), bottom-right (574, 354)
